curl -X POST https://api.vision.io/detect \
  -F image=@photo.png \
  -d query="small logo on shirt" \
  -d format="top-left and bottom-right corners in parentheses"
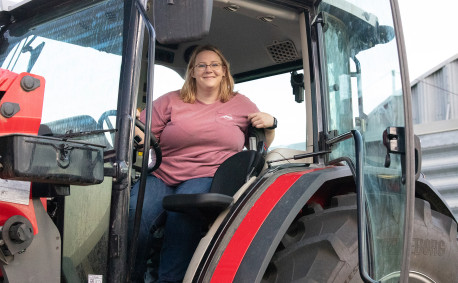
top-left (219, 114), bottom-right (233, 120)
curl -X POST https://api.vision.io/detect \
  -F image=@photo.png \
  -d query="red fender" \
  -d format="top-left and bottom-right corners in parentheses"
top-left (210, 168), bottom-right (326, 282)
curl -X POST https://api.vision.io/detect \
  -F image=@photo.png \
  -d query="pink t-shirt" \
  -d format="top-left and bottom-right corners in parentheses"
top-left (141, 90), bottom-right (259, 186)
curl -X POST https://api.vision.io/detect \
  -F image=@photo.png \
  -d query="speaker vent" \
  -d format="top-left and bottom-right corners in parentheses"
top-left (266, 40), bottom-right (299, 64)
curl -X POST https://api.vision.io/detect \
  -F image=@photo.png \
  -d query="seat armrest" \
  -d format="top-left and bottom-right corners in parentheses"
top-left (162, 193), bottom-right (233, 220)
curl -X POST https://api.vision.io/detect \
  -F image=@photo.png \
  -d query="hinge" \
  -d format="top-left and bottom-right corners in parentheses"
top-left (109, 234), bottom-right (119, 258)
top-left (322, 130), bottom-right (338, 150)
top-left (311, 12), bottom-right (325, 27)
top-left (104, 161), bottom-right (129, 182)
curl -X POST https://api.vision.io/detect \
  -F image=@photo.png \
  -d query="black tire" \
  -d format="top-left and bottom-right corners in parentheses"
top-left (261, 194), bottom-right (458, 283)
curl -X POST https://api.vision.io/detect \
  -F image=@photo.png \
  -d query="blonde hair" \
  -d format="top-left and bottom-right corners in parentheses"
top-left (180, 45), bottom-right (235, 103)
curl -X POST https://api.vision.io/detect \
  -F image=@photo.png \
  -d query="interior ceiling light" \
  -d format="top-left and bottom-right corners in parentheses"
top-left (224, 4), bottom-right (240, 12)
top-left (258, 15), bottom-right (275, 22)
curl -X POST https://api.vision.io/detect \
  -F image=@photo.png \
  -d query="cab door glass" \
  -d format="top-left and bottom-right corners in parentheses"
top-left (0, 0), bottom-right (123, 150)
top-left (0, 0), bottom-right (124, 280)
top-left (318, 0), bottom-right (406, 280)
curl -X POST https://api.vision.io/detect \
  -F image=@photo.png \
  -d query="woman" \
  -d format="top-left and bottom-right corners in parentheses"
top-left (129, 45), bottom-right (276, 282)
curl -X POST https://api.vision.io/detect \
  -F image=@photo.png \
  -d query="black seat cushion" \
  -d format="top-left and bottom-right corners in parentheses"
top-left (209, 150), bottom-right (264, 196)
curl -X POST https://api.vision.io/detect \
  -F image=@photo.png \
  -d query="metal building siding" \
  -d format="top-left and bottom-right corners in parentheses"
top-left (411, 54), bottom-right (458, 218)
top-left (411, 54), bottom-right (458, 123)
top-left (416, 128), bottom-right (458, 217)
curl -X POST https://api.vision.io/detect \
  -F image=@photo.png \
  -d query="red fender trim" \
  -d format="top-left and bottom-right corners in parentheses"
top-left (210, 168), bottom-right (325, 282)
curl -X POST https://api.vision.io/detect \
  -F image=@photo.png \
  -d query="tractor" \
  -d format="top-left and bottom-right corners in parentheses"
top-left (0, 0), bottom-right (457, 282)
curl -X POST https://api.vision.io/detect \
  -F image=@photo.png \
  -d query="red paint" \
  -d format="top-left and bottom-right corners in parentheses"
top-left (210, 168), bottom-right (325, 282)
top-left (0, 69), bottom-right (46, 282)
top-left (0, 68), bottom-right (45, 234)
top-left (0, 191), bottom-right (40, 235)
top-left (0, 69), bottom-right (46, 135)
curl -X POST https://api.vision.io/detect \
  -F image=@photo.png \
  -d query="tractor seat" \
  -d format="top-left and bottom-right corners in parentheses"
top-left (162, 149), bottom-right (265, 221)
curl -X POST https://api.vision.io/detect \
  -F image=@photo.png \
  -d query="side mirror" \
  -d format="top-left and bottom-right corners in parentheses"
top-left (153, 0), bottom-right (212, 44)
top-left (378, 25), bottom-right (395, 44)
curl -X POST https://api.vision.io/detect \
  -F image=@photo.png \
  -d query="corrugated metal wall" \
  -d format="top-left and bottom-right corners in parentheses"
top-left (412, 54), bottom-right (458, 124)
top-left (411, 54), bottom-right (458, 218)
top-left (415, 125), bottom-right (458, 217)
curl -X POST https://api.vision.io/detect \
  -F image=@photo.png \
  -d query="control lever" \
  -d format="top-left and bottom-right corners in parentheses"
top-left (246, 141), bottom-right (266, 182)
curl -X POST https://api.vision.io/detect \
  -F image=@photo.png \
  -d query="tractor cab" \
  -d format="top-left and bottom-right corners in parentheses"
top-left (0, 0), bottom-right (457, 282)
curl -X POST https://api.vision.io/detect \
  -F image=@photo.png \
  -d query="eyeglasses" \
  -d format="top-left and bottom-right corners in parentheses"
top-left (194, 62), bottom-right (223, 72)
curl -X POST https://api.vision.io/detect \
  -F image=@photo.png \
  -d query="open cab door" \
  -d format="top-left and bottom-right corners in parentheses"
top-left (315, 0), bottom-right (415, 281)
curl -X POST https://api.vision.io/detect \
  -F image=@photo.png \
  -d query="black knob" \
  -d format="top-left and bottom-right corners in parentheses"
top-left (9, 222), bottom-right (34, 243)
top-left (0, 102), bottom-right (20, 118)
top-left (20, 75), bottom-right (40, 91)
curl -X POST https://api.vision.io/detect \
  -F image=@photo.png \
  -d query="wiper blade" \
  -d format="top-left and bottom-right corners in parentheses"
top-left (52, 129), bottom-right (117, 139)
top-left (267, 150), bottom-right (331, 166)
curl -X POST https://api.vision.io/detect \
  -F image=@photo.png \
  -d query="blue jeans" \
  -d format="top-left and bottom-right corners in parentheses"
top-left (128, 175), bottom-right (213, 283)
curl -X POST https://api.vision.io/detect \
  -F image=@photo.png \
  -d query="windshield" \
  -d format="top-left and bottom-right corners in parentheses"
top-left (0, 0), bottom-right (123, 149)
top-left (236, 72), bottom-right (306, 150)
top-left (318, 0), bottom-right (407, 281)
top-left (149, 66), bottom-right (307, 151)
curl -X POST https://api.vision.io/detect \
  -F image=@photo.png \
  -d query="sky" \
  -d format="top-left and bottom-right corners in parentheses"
top-left (398, 0), bottom-right (458, 80)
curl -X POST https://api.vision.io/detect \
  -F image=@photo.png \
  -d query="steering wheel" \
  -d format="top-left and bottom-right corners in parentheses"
top-left (98, 109), bottom-right (117, 130)
top-left (97, 109), bottom-right (117, 148)
top-left (135, 118), bottom-right (162, 172)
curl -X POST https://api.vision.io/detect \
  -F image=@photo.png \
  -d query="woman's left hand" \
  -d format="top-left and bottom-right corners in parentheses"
top-left (248, 112), bottom-right (275, 129)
